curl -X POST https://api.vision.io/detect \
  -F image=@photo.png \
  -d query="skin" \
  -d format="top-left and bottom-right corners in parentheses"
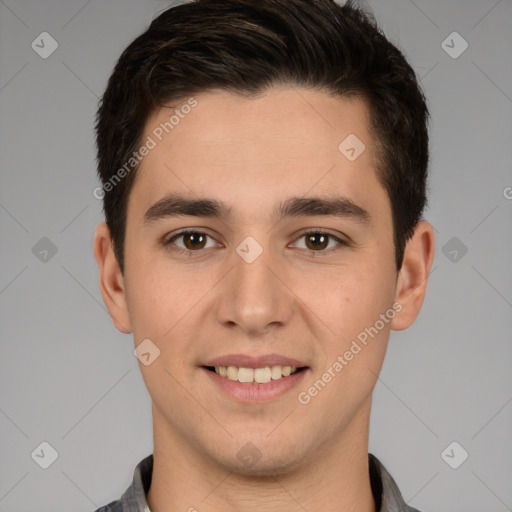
top-left (94, 87), bottom-right (435, 512)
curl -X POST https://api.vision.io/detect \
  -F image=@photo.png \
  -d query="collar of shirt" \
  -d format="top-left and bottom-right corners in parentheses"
top-left (94, 452), bottom-right (421, 512)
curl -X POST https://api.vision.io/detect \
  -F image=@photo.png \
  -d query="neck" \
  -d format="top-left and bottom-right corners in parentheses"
top-left (147, 400), bottom-right (376, 512)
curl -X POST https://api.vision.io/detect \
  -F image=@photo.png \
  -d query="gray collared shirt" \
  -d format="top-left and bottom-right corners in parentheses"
top-left (94, 453), bottom-right (420, 512)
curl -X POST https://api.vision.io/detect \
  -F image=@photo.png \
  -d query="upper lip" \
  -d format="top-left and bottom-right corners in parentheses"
top-left (203, 353), bottom-right (308, 368)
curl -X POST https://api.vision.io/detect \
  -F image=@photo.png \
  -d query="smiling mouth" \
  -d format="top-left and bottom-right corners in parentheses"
top-left (203, 365), bottom-right (307, 384)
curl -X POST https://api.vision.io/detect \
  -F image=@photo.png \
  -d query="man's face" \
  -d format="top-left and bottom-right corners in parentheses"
top-left (122, 88), bottom-right (398, 474)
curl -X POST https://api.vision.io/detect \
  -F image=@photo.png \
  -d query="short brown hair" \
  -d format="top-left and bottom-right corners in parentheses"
top-left (95, 0), bottom-right (430, 273)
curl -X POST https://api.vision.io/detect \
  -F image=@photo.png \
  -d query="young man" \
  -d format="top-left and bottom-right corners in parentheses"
top-left (93, 0), bottom-right (435, 510)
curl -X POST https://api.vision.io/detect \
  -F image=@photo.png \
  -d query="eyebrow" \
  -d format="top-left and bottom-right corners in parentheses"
top-left (143, 194), bottom-right (370, 225)
top-left (276, 196), bottom-right (370, 224)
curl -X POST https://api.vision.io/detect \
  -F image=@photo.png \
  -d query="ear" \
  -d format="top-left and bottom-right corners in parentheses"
top-left (390, 220), bottom-right (435, 331)
top-left (93, 222), bottom-right (132, 334)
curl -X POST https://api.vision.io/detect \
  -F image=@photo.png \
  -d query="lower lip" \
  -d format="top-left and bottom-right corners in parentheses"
top-left (201, 367), bottom-right (309, 403)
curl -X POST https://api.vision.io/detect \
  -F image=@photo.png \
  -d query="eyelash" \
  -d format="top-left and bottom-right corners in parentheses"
top-left (163, 229), bottom-right (348, 257)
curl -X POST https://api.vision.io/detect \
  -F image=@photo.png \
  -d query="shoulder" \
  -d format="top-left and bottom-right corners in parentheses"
top-left (93, 454), bottom-right (154, 512)
top-left (370, 453), bottom-right (423, 512)
top-left (93, 501), bottom-right (124, 512)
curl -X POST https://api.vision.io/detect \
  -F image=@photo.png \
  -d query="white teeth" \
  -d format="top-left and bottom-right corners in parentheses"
top-left (271, 365), bottom-right (282, 380)
top-left (282, 365), bottom-right (292, 377)
top-left (238, 367), bottom-right (254, 383)
top-left (227, 366), bottom-right (238, 380)
top-left (213, 365), bottom-right (298, 383)
top-left (254, 367), bottom-right (272, 384)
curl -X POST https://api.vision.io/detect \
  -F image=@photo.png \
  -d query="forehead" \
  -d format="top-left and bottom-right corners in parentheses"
top-left (144, 87), bottom-right (373, 159)
top-left (129, 87), bottom-right (388, 221)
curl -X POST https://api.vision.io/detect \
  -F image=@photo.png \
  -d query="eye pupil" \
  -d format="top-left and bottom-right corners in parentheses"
top-left (184, 232), bottom-right (207, 250)
top-left (306, 233), bottom-right (328, 250)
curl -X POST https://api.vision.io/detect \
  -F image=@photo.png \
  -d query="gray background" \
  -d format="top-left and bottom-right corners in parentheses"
top-left (0, 0), bottom-right (511, 510)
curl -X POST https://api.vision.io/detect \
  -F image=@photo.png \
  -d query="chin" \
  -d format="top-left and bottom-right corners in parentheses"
top-left (209, 440), bottom-right (308, 478)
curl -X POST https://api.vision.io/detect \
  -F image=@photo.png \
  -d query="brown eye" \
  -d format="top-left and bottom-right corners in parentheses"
top-left (166, 231), bottom-right (217, 252)
top-left (305, 233), bottom-right (329, 250)
top-left (290, 231), bottom-right (346, 254)
top-left (182, 232), bottom-right (207, 250)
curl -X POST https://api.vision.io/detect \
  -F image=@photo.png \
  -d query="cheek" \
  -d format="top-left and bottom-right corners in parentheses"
top-left (294, 271), bottom-right (393, 431)
top-left (124, 256), bottom-right (189, 340)
top-left (123, 250), bottom-right (222, 357)
top-left (294, 261), bottom-right (395, 342)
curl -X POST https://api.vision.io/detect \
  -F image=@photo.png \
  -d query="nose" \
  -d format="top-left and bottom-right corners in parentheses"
top-left (214, 239), bottom-right (294, 337)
